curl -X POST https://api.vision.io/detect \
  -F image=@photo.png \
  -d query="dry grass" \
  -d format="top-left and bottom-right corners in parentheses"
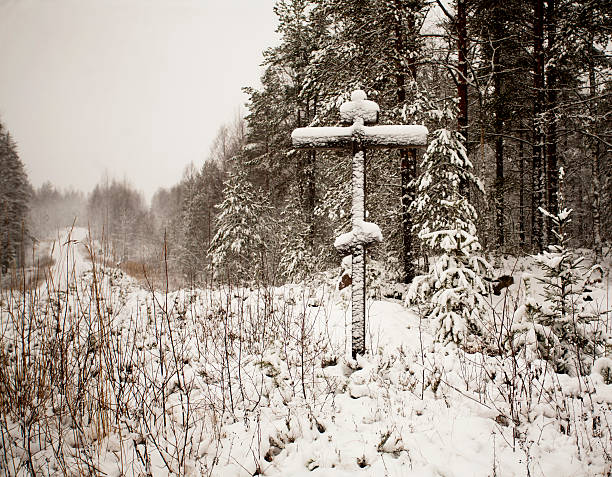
top-left (1, 231), bottom-right (609, 476)
top-left (0, 232), bottom-right (334, 476)
top-left (118, 260), bottom-right (186, 291)
top-left (0, 249), bottom-right (55, 292)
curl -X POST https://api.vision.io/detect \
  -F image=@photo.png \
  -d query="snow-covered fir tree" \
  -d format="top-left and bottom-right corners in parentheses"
top-left (178, 161), bottom-right (225, 281)
top-left (278, 199), bottom-right (316, 282)
top-left (0, 122), bottom-right (31, 272)
top-left (208, 158), bottom-right (271, 283)
top-left (511, 169), bottom-right (605, 374)
top-left (407, 120), bottom-right (491, 346)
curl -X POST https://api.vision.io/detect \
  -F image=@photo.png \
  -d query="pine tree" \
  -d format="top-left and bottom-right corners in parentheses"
top-left (0, 122), bottom-right (31, 272)
top-left (208, 159), bottom-right (272, 283)
top-left (243, 0), bottom-right (432, 281)
top-left (178, 160), bottom-right (225, 281)
top-left (407, 123), bottom-right (491, 345)
top-left (30, 182), bottom-right (86, 239)
top-left (305, 0), bottom-right (429, 282)
top-left (561, 0), bottom-right (611, 262)
top-left (244, 0), bottom-right (329, 275)
top-left (278, 200), bottom-right (315, 281)
top-left (86, 179), bottom-right (150, 262)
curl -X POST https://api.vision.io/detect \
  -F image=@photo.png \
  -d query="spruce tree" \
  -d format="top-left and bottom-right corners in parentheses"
top-left (0, 122), bottom-right (31, 272)
top-left (86, 179), bottom-right (150, 262)
top-left (407, 121), bottom-right (491, 345)
top-left (179, 160), bottom-right (225, 281)
top-left (209, 158), bottom-right (271, 283)
top-left (512, 169), bottom-right (604, 374)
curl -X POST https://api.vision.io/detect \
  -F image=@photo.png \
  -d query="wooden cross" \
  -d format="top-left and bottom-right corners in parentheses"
top-left (291, 90), bottom-right (428, 358)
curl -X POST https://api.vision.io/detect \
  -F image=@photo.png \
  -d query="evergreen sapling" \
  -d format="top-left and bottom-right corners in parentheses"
top-left (510, 169), bottom-right (605, 374)
top-left (407, 126), bottom-right (491, 346)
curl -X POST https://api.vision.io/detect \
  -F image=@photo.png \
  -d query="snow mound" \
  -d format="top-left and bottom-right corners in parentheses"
top-left (291, 125), bottom-right (428, 149)
top-left (334, 221), bottom-right (382, 255)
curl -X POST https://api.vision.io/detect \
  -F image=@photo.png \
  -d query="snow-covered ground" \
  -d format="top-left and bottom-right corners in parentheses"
top-left (0, 232), bottom-right (610, 476)
top-left (47, 226), bottom-right (92, 284)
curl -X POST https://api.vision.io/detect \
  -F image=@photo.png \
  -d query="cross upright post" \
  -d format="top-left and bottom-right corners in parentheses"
top-left (291, 90), bottom-right (427, 358)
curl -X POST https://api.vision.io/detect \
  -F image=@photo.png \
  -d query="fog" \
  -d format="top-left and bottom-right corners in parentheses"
top-left (0, 0), bottom-right (279, 201)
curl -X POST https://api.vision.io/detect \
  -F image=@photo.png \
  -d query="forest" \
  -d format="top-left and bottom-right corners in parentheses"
top-left (150, 0), bottom-right (610, 287)
top-left (2, 0), bottom-right (609, 287)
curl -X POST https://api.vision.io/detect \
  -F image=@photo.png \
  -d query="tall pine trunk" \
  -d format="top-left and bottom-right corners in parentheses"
top-left (394, 0), bottom-right (418, 283)
top-left (457, 0), bottom-right (469, 150)
top-left (492, 8), bottom-right (505, 248)
top-left (545, 0), bottom-right (558, 241)
top-left (305, 150), bottom-right (316, 247)
top-left (400, 149), bottom-right (417, 282)
top-left (519, 131), bottom-right (526, 246)
top-left (531, 0), bottom-right (545, 251)
top-left (588, 32), bottom-right (603, 262)
top-left (298, 98), bottom-right (318, 249)
top-left (306, 97), bottom-right (317, 247)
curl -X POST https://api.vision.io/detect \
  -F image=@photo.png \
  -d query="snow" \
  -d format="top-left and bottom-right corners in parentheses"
top-left (48, 226), bottom-right (92, 285)
top-left (332, 149), bottom-right (382, 256)
top-left (350, 148), bottom-right (367, 357)
top-left (339, 89), bottom-right (379, 125)
top-left (291, 124), bottom-right (428, 149)
top-left (334, 221), bottom-right (383, 255)
top-left (593, 357), bottom-right (612, 382)
top-left (292, 126), bottom-right (353, 148)
top-left (361, 125), bottom-right (428, 147)
top-left (1, 238), bottom-right (611, 476)
top-left (352, 149), bottom-right (365, 225)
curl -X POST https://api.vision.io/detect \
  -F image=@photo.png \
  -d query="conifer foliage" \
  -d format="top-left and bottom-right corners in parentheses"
top-left (0, 122), bottom-right (31, 272)
top-left (87, 179), bottom-right (153, 263)
top-left (511, 169), bottom-right (604, 374)
top-left (138, 0), bottom-right (609, 289)
top-left (209, 159), bottom-right (271, 283)
top-left (407, 126), bottom-right (491, 345)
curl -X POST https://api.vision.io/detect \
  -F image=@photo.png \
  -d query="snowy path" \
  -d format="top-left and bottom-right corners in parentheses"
top-left (46, 226), bottom-right (91, 290)
top-left (367, 299), bottom-right (433, 351)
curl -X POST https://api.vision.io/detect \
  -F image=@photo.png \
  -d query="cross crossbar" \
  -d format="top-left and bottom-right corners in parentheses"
top-left (292, 124), bottom-right (428, 150)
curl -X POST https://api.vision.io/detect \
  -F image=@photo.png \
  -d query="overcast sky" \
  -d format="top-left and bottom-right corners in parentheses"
top-left (0, 0), bottom-right (279, 201)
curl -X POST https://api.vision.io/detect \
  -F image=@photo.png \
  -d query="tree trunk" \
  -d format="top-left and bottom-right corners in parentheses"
top-left (300, 98), bottom-right (317, 248)
top-left (588, 33), bottom-right (603, 262)
top-left (393, 0), bottom-right (418, 283)
top-left (305, 149), bottom-right (316, 247)
top-left (400, 149), bottom-right (417, 282)
top-left (519, 132), bottom-right (526, 246)
top-left (531, 0), bottom-right (545, 251)
top-left (492, 11), bottom-right (505, 249)
top-left (306, 97), bottom-right (317, 247)
top-left (457, 0), bottom-right (470, 200)
top-left (545, 0), bottom-right (558, 240)
top-left (457, 0), bottom-right (469, 150)
top-left (494, 125), bottom-right (504, 248)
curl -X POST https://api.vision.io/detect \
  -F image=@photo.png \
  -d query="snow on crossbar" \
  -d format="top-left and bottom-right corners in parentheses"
top-left (291, 124), bottom-right (428, 149)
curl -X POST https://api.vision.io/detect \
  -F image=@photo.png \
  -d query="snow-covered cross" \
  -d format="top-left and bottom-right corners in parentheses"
top-left (292, 90), bottom-right (428, 358)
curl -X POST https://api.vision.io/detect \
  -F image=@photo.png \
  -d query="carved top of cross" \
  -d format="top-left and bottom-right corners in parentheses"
top-left (291, 90), bottom-right (428, 150)
top-left (339, 89), bottom-right (379, 125)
